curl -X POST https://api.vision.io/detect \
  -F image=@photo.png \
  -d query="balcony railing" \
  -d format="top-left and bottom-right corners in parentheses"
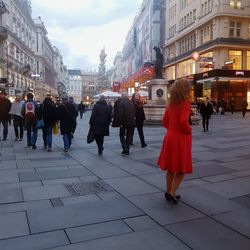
top-left (0, 26), bottom-right (8, 41)
top-left (0, 1), bottom-right (7, 14)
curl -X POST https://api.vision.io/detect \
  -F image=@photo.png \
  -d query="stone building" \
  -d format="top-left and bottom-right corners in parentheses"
top-left (164, 0), bottom-right (250, 109)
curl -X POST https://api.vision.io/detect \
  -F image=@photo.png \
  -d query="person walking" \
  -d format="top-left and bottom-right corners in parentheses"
top-left (38, 96), bottom-right (57, 152)
top-left (57, 96), bottom-right (78, 152)
top-left (69, 96), bottom-right (78, 138)
top-left (230, 97), bottom-right (235, 114)
top-left (157, 79), bottom-right (192, 204)
top-left (116, 93), bottom-right (136, 155)
top-left (9, 94), bottom-right (24, 141)
top-left (241, 99), bottom-right (248, 118)
top-left (89, 96), bottom-right (112, 155)
top-left (21, 92), bottom-right (39, 148)
top-left (131, 92), bottom-right (147, 147)
top-left (199, 97), bottom-right (214, 132)
top-left (0, 90), bottom-right (12, 141)
top-left (78, 101), bottom-right (86, 119)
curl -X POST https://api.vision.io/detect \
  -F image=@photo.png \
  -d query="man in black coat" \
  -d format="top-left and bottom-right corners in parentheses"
top-left (117, 93), bottom-right (136, 155)
top-left (89, 96), bottom-right (112, 155)
top-left (0, 90), bottom-right (11, 140)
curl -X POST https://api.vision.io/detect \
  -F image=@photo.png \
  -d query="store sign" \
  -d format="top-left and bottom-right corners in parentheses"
top-left (200, 57), bottom-right (213, 62)
top-left (235, 71), bottom-right (244, 76)
top-left (191, 51), bottom-right (200, 61)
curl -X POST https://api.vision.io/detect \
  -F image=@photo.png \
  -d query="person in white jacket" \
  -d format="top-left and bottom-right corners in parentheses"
top-left (9, 94), bottom-right (24, 141)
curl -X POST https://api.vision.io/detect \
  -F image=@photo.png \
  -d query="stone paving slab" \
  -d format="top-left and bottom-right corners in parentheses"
top-left (202, 173), bottom-right (236, 182)
top-left (61, 194), bottom-right (100, 205)
top-left (201, 176), bottom-right (250, 198)
top-left (128, 193), bottom-right (205, 226)
top-left (212, 208), bottom-right (250, 238)
top-left (124, 215), bottom-right (161, 231)
top-left (231, 196), bottom-right (250, 208)
top-left (0, 180), bottom-right (41, 190)
top-left (166, 217), bottom-right (250, 250)
top-left (19, 167), bottom-right (92, 182)
top-left (49, 227), bottom-right (190, 250)
top-left (0, 230), bottom-right (69, 250)
top-left (0, 188), bottom-right (23, 204)
top-left (22, 185), bottom-right (71, 201)
top-left (27, 198), bottom-right (144, 233)
top-left (0, 160), bottom-right (17, 169)
top-left (42, 177), bottom-right (82, 185)
top-left (220, 159), bottom-right (250, 170)
top-left (0, 170), bottom-right (19, 184)
top-left (0, 212), bottom-right (29, 240)
top-left (180, 186), bottom-right (243, 215)
top-left (65, 220), bottom-right (132, 243)
top-left (104, 176), bottom-right (160, 197)
top-left (0, 199), bottom-right (52, 213)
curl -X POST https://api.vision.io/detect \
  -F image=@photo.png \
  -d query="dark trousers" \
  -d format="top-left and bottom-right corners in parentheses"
top-left (202, 116), bottom-right (209, 131)
top-left (95, 135), bottom-right (104, 154)
top-left (119, 126), bottom-right (133, 153)
top-left (42, 126), bottom-right (53, 148)
top-left (1, 120), bottom-right (8, 140)
top-left (79, 111), bottom-right (84, 119)
top-left (131, 126), bottom-right (146, 146)
top-left (13, 116), bottom-right (24, 139)
top-left (26, 121), bottom-right (38, 146)
top-left (242, 109), bottom-right (247, 117)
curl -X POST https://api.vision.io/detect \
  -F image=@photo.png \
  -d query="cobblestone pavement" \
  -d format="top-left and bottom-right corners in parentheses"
top-left (0, 111), bottom-right (249, 250)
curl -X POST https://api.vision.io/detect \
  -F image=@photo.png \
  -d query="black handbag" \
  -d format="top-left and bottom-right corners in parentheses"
top-left (87, 127), bottom-right (95, 144)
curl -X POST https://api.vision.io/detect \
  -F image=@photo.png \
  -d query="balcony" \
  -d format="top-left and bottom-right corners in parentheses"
top-left (0, 26), bottom-right (8, 41)
top-left (0, 1), bottom-right (7, 14)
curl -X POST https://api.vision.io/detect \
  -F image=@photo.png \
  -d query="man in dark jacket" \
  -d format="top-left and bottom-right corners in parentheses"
top-left (78, 101), bottom-right (86, 119)
top-left (0, 90), bottom-right (11, 140)
top-left (89, 96), bottom-right (112, 155)
top-left (57, 96), bottom-right (78, 152)
top-left (117, 93), bottom-right (136, 155)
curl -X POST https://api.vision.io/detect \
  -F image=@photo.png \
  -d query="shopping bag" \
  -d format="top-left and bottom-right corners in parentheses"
top-left (53, 123), bottom-right (59, 135)
top-left (87, 127), bottom-right (95, 144)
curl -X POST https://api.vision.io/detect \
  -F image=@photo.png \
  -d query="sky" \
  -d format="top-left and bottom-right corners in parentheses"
top-left (31, 0), bottom-right (143, 71)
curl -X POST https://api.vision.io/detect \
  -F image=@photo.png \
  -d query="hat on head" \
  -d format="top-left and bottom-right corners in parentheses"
top-left (0, 90), bottom-right (7, 95)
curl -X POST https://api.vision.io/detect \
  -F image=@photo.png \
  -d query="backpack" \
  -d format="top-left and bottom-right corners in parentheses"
top-left (25, 101), bottom-right (36, 121)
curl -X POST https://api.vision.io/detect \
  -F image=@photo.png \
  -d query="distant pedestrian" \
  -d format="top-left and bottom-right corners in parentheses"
top-left (78, 101), bottom-right (86, 119)
top-left (9, 94), bottom-right (24, 141)
top-left (21, 92), bottom-right (39, 148)
top-left (115, 93), bottom-right (136, 155)
top-left (230, 97), bottom-right (235, 114)
top-left (0, 90), bottom-right (11, 141)
top-left (57, 96), bottom-right (78, 152)
top-left (241, 99), bottom-right (248, 118)
top-left (112, 97), bottom-right (122, 127)
top-left (69, 96), bottom-right (78, 138)
top-left (199, 97), bottom-right (214, 132)
top-left (157, 79), bottom-right (192, 204)
top-left (89, 96), bottom-right (112, 155)
top-left (131, 92), bottom-right (147, 147)
top-left (38, 96), bottom-right (58, 152)
top-left (219, 98), bottom-right (227, 115)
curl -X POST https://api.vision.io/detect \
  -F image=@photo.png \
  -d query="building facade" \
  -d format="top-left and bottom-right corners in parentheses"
top-left (68, 69), bottom-right (82, 104)
top-left (118, 0), bottom-right (166, 93)
top-left (164, 0), bottom-right (250, 109)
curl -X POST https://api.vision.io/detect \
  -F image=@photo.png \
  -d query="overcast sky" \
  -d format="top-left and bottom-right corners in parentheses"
top-left (31, 0), bottom-right (142, 71)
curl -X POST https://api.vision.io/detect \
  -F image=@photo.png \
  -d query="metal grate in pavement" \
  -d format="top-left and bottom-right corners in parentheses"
top-left (65, 180), bottom-right (112, 196)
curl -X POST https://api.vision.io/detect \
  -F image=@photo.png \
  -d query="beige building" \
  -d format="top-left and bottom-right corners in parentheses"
top-left (164, 0), bottom-right (250, 109)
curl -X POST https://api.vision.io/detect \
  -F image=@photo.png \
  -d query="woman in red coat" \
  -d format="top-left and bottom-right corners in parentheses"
top-left (157, 79), bottom-right (192, 204)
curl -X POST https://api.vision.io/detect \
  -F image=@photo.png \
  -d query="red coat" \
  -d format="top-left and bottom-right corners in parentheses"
top-left (157, 101), bottom-right (192, 173)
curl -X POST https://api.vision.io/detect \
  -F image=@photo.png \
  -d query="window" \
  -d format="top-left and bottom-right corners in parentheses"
top-left (229, 21), bottom-right (235, 37)
top-left (193, 9), bottom-right (196, 21)
top-left (247, 51), bottom-right (250, 70)
top-left (201, 4), bottom-right (204, 15)
top-left (230, 0), bottom-right (235, 8)
top-left (205, 1), bottom-right (208, 14)
top-left (236, 22), bottom-right (241, 37)
top-left (228, 50), bottom-right (242, 70)
top-left (237, 0), bottom-right (242, 9)
top-left (230, 0), bottom-right (242, 9)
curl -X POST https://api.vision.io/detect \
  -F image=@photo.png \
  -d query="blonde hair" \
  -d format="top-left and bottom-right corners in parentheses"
top-left (169, 79), bottom-right (191, 105)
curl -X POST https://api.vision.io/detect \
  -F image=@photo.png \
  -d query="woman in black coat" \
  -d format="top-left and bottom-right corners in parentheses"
top-left (89, 96), bottom-right (112, 155)
top-left (37, 96), bottom-right (57, 151)
top-left (200, 97), bottom-right (214, 132)
top-left (131, 93), bottom-right (147, 147)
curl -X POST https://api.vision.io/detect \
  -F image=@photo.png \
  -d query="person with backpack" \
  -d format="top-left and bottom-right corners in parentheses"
top-left (78, 101), bottom-right (86, 119)
top-left (21, 92), bottom-right (39, 148)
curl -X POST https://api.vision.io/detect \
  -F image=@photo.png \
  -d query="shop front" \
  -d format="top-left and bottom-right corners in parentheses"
top-left (195, 69), bottom-right (250, 110)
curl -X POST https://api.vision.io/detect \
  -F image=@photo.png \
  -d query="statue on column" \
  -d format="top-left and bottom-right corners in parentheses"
top-left (153, 46), bottom-right (163, 79)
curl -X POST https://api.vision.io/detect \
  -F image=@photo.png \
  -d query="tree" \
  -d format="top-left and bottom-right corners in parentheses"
top-left (97, 48), bottom-right (111, 91)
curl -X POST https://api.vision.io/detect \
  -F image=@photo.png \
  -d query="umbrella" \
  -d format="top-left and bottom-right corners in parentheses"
top-left (94, 91), bottom-right (121, 98)
top-left (138, 90), bottom-right (148, 97)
